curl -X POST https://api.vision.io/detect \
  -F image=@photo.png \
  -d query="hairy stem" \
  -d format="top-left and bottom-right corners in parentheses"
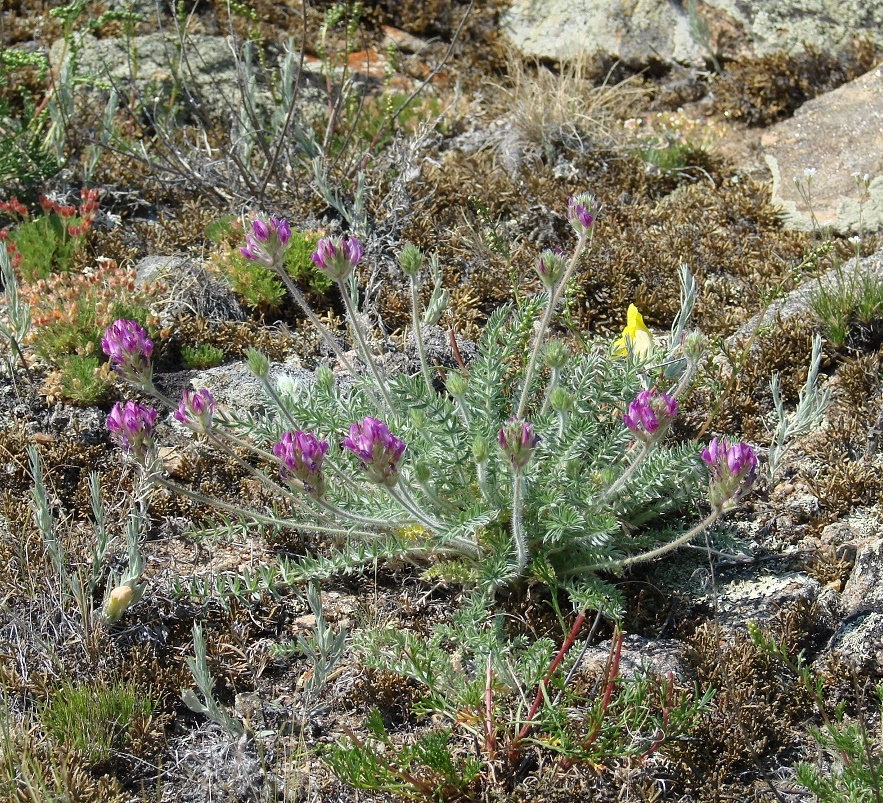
top-left (510, 471), bottom-right (528, 576)
top-left (410, 274), bottom-right (435, 394)
top-left (516, 229), bottom-right (589, 419)
top-left (337, 278), bottom-right (396, 411)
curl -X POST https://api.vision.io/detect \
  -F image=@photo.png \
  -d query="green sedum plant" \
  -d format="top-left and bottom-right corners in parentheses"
top-left (105, 196), bottom-right (758, 606)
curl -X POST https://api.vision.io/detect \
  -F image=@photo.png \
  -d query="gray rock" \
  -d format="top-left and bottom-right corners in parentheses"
top-left (579, 635), bottom-right (688, 682)
top-left (51, 33), bottom-right (242, 117)
top-left (841, 538), bottom-right (883, 616)
top-left (501, 0), bottom-right (705, 67)
top-left (785, 493), bottom-right (821, 523)
top-left (189, 361), bottom-right (315, 415)
top-left (707, 572), bottom-right (823, 629)
top-left (502, 0), bottom-right (883, 67)
top-left (135, 255), bottom-right (245, 325)
top-left (762, 66), bottom-right (883, 233)
top-left (829, 611), bottom-right (883, 675)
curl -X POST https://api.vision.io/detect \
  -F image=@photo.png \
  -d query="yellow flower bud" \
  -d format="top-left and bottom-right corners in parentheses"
top-left (614, 304), bottom-right (655, 358)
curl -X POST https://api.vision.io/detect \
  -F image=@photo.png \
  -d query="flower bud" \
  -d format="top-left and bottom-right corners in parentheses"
top-left (498, 417), bottom-right (540, 472)
top-left (472, 437), bottom-right (489, 464)
top-left (682, 331), bottom-right (707, 363)
top-left (446, 373), bottom-right (468, 398)
top-left (567, 192), bottom-right (601, 235)
top-left (315, 364), bottom-right (334, 392)
top-left (549, 386), bottom-right (573, 413)
top-left (103, 580), bottom-right (145, 623)
top-left (701, 437), bottom-right (758, 509)
top-left (413, 461), bottom-right (432, 484)
top-left (536, 248), bottom-right (566, 288)
top-left (246, 348), bottom-right (270, 379)
top-left (398, 244), bottom-right (424, 277)
top-left (543, 340), bottom-right (568, 370)
top-left (174, 388), bottom-right (216, 433)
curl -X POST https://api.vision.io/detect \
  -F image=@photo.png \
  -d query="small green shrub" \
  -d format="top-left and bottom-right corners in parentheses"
top-left (181, 343), bottom-right (225, 370)
top-left (51, 354), bottom-right (114, 406)
top-left (23, 262), bottom-right (158, 365)
top-left (0, 49), bottom-right (60, 189)
top-left (810, 260), bottom-right (883, 349)
top-left (39, 678), bottom-right (151, 765)
top-left (2, 191), bottom-right (99, 281)
top-left (210, 218), bottom-right (328, 312)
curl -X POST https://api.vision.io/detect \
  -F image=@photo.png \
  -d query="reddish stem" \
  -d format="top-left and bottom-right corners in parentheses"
top-left (642, 671), bottom-right (674, 759)
top-left (512, 609), bottom-right (587, 750)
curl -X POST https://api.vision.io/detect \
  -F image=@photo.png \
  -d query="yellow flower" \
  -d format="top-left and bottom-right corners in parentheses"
top-left (614, 304), bottom-right (655, 358)
top-left (103, 579), bottom-right (145, 623)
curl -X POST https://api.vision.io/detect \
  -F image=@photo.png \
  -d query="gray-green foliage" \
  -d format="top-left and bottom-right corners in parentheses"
top-left (749, 623), bottom-right (883, 803)
top-left (269, 583), bottom-right (347, 719)
top-left (0, 242), bottom-right (31, 385)
top-left (133, 212), bottom-right (730, 612)
top-left (208, 291), bottom-right (703, 604)
top-left (182, 622), bottom-right (244, 737)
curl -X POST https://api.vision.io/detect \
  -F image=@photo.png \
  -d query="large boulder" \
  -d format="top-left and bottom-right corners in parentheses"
top-left (761, 65), bottom-right (883, 233)
top-left (502, 0), bottom-right (883, 67)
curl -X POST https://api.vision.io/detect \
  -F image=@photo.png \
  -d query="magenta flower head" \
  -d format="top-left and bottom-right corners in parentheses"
top-left (700, 437), bottom-right (758, 509)
top-left (101, 319), bottom-right (153, 381)
top-left (343, 417), bottom-right (406, 487)
top-left (498, 417), bottom-right (540, 472)
top-left (310, 235), bottom-right (364, 283)
top-left (536, 247), bottom-right (566, 289)
top-left (106, 401), bottom-right (157, 459)
top-left (173, 388), bottom-right (215, 433)
top-left (567, 192), bottom-right (601, 235)
top-left (622, 389), bottom-right (678, 443)
top-left (273, 430), bottom-right (329, 497)
top-left (240, 215), bottom-right (291, 269)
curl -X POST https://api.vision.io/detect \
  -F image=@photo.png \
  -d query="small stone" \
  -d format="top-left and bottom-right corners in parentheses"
top-left (841, 538), bottom-right (883, 616)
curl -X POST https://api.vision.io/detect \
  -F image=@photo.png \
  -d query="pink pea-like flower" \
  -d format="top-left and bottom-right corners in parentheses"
top-left (343, 417), bottom-right (405, 487)
top-left (106, 401), bottom-right (157, 458)
top-left (240, 215), bottom-right (292, 269)
top-left (567, 192), bottom-right (601, 235)
top-left (174, 388), bottom-right (216, 432)
top-left (273, 431), bottom-right (329, 496)
top-left (310, 235), bottom-right (364, 283)
top-left (101, 319), bottom-right (153, 367)
top-left (622, 389), bottom-right (678, 443)
top-left (700, 437), bottom-right (758, 509)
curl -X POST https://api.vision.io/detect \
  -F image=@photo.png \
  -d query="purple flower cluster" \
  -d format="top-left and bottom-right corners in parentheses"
top-left (343, 416), bottom-right (405, 487)
top-left (498, 418), bottom-right (540, 471)
top-left (101, 319), bottom-right (153, 380)
top-left (174, 388), bottom-right (215, 432)
top-left (273, 430), bottom-right (329, 496)
top-left (310, 235), bottom-right (364, 283)
top-left (700, 437), bottom-right (758, 509)
top-left (240, 216), bottom-right (291, 269)
top-left (567, 193), bottom-right (601, 235)
top-left (106, 401), bottom-right (157, 458)
top-left (623, 389), bottom-right (678, 443)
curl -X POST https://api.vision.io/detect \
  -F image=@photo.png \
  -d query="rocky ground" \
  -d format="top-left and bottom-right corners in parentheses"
top-left (1, 1), bottom-right (883, 801)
